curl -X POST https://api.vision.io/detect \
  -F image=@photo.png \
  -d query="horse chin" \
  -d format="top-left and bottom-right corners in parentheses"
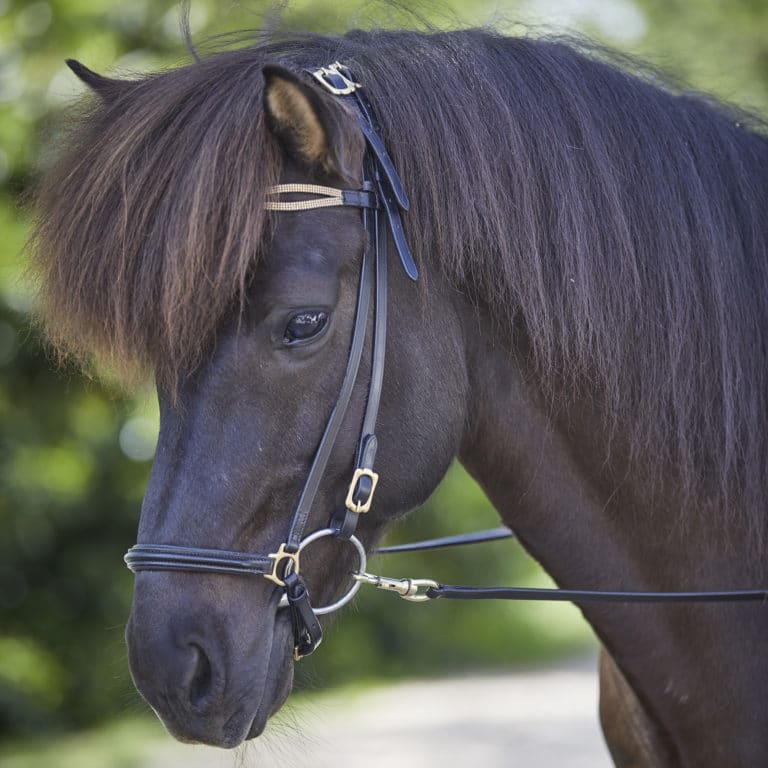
top-left (245, 674), bottom-right (293, 740)
top-left (244, 616), bottom-right (296, 741)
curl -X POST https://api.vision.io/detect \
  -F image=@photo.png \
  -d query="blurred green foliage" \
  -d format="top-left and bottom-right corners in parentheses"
top-left (1, 0), bottom-right (766, 740)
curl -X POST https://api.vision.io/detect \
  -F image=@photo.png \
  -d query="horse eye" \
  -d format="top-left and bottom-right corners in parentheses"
top-left (283, 311), bottom-right (328, 345)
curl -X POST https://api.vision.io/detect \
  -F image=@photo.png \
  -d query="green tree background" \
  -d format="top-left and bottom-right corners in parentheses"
top-left (1, 0), bottom-right (767, 741)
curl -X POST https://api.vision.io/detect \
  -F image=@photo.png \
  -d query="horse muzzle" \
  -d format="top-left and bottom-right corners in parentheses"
top-left (125, 571), bottom-right (293, 747)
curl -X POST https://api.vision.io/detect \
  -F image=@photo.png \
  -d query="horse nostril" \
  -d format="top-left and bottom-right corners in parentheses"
top-left (188, 643), bottom-right (214, 708)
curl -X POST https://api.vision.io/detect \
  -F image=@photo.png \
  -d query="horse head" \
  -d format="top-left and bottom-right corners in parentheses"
top-left (114, 64), bottom-right (467, 745)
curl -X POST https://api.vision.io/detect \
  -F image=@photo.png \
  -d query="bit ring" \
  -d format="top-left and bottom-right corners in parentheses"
top-left (277, 528), bottom-right (367, 615)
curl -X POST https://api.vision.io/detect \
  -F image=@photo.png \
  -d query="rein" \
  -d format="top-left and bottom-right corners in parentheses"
top-left (124, 63), bottom-right (768, 663)
top-left (364, 526), bottom-right (768, 604)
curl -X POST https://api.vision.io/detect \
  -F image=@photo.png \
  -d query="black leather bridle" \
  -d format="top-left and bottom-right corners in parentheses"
top-left (125, 62), bottom-right (418, 658)
top-left (125, 63), bottom-right (767, 662)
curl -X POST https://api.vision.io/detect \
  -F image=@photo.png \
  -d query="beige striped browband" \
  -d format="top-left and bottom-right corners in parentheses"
top-left (264, 183), bottom-right (348, 211)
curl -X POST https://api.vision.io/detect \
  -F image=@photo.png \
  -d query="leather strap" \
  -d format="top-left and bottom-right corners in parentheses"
top-left (265, 184), bottom-right (378, 212)
top-left (341, 189), bottom-right (379, 208)
top-left (358, 205), bottom-right (389, 456)
top-left (335, 70), bottom-right (410, 210)
top-left (125, 544), bottom-right (271, 576)
top-left (332, 190), bottom-right (390, 540)
top-left (285, 572), bottom-right (323, 657)
top-left (427, 585), bottom-right (768, 603)
top-left (376, 526), bottom-right (515, 554)
top-left (323, 67), bottom-right (418, 281)
top-left (285, 211), bottom-right (375, 551)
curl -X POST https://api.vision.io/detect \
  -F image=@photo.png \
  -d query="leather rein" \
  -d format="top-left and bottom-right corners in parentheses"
top-left (124, 63), bottom-right (768, 662)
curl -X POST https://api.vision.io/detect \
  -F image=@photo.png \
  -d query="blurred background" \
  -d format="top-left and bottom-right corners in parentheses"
top-left (1, 0), bottom-right (767, 765)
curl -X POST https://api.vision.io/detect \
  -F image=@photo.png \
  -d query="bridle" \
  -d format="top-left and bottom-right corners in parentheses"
top-left (124, 63), bottom-right (768, 662)
top-left (126, 62), bottom-right (416, 658)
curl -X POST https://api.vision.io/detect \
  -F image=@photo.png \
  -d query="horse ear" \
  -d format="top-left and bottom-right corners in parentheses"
top-left (262, 64), bottom-right (356, 180)
top-left (66, 59), bottom-right (126, 102)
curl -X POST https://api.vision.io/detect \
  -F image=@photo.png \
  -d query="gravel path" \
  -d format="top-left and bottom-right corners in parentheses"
top-left (147, 655), bottom-right (612, 768)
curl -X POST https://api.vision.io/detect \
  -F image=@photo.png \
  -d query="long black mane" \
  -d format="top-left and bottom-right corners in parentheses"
top-left (32, 29), bottom-right (768, 541)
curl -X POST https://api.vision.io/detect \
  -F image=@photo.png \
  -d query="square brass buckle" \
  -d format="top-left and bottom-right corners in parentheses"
top-left (264, 543), bottom-right (300, 586)
top-left (309, 62), bottom-right (362, 96)
top-left (345, 467), bottom-right (379, 514)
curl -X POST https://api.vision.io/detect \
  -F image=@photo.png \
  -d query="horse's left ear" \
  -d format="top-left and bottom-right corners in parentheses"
top-left (262, 65), bottom-right (358, 181)
top-left (66, 59), bottom-right (127, 103)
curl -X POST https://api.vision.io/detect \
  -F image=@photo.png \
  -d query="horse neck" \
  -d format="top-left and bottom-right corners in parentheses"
top-left (455, 308), bottom-right (768, 766)
top-left (455, 299), bottom-right (768, 584)
top-left (456, 319), bottom-right (656, 592)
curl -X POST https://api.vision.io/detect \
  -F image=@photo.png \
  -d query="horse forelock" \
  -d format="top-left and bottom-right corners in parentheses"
top-left (31, 28), bottom-right (768, 545)
top-left (30, 50), bottom-right (283, 389)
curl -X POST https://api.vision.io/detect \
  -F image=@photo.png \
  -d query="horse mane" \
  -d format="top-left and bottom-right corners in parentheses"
top-left (31, 28), bottom-right (768, 539)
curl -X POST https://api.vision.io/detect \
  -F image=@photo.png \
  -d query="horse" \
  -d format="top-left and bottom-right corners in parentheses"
top-left (31, 27), bottom-right (768, 767)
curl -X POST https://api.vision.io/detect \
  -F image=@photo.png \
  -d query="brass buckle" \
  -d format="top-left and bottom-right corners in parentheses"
top-left (264, 543), bottom-right (300, 586)
top-left (309, 62), bottom-right (362, 96)
top-left (345, 467), bottom-right (379, 514)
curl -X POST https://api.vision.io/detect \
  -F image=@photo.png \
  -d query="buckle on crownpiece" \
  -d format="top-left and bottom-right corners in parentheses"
top-left (309, 62), bottom-right (362, 96)
top-left (264, 543), bottom-right (300, 586)
top-left (345, 467), bottom-right (379, 514)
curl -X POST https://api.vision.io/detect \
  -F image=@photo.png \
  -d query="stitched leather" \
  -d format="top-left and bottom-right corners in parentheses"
top-left (376, 527), bottom-right (515, 554)
top-left (285, 572), bottom-right (323, 656)
top-left (341, 189), bottom-right (379, 208)
top-left (332, 197), bottom-right (389, 540)
top-left (125, 544), bottom-right (271, 575)
top-left (358, 207), bottom-right (389, 461)
top-left (338, 83), bottom-right (419, 280)
top-left (427, 585), bottom-right (768, 602)
top-left (286, 211), bottom-right (376, 551)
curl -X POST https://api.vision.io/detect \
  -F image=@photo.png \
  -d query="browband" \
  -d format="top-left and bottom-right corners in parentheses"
top-left (264, 182), bottom-right (379, 211)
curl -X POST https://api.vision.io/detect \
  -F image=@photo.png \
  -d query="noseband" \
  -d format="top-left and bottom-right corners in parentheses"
top-left (125, 63), bottom-right (767, 662)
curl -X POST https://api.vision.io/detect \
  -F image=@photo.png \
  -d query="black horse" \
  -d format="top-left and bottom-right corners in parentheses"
top-left (32, 28), bottom-right (768, 767)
